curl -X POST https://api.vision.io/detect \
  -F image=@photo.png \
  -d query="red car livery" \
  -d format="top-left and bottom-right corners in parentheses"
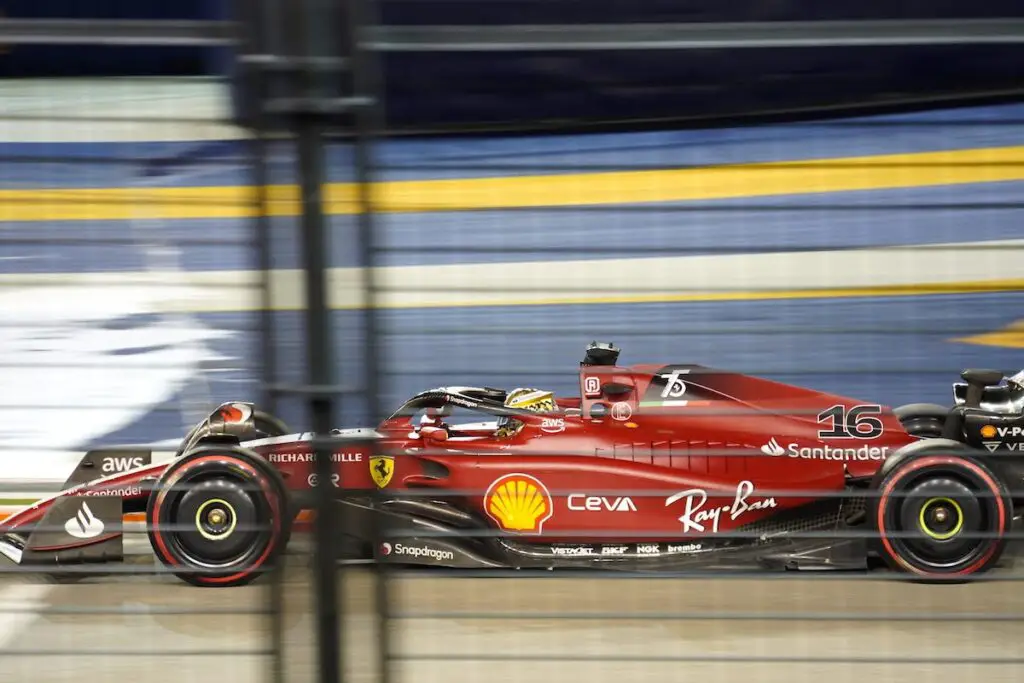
top-left (3, 342), bottom-right (1022, 586)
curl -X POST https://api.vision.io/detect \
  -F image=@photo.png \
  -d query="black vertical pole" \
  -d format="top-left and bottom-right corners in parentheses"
top-left (343, 0), bottom-right (391, 679)
top-left (291, 1), bottom-right (342, 682)
top-left (234, 0), bottom-right (286, 678)
top-left (296, 117), bottom-right (341, 683)
top-left (252, 110), bottom-right (287, 683)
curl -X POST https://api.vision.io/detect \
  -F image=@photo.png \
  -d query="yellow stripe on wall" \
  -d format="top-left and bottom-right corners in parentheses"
top-left (2, 145), bottom-right (1024, 222)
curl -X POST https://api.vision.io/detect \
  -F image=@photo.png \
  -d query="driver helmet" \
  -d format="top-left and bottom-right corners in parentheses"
top-left (496, 388), bottom-right (556, 439)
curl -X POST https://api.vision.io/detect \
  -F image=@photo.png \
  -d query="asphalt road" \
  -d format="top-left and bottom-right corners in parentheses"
top-left (2, 538), bottom-right (1024, 683)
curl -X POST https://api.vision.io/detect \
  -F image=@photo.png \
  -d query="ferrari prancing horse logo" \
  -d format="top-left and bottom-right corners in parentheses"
top-left (370, 455), bottom-right (394, 488)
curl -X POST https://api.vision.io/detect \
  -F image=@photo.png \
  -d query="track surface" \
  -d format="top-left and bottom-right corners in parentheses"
top-left (3, 542), bottom-right (1024, 683)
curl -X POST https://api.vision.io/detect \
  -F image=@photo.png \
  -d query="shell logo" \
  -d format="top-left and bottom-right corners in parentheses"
top-left (484, 473), bottom-right (553, 534)
top-left (981, 425), bottom-right (997, 439)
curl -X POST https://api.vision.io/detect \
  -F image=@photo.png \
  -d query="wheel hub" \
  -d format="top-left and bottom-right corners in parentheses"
top-left (918, 496), bottom-right (964, 541)
top-left (195, 498), bottom-right (238, 541)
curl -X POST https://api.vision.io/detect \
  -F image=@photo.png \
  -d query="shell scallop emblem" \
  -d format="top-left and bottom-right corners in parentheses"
top-left (980, 425), bottom-right (997, 439)
top-left (484, 473), bottom-right (553, 534)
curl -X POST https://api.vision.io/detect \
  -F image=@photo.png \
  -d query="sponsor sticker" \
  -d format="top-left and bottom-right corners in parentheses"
top-left (667, 543), bottom-right (703, 554)
top-left (370, 455), bottom-right (395, 488)
top-left (551, 545), bottom-right (596, 556)
top-left (446, 395), bottom-right (477, 409)
top-left (761, 437), bottom-right (888, 461)
top-left (602, 545), bottom-right (629, 556)
top-left (385, 542), bottom-right (455, 563)
top-left (541, 418), bottom-right (566, 433)
top-left (983, 440), bottom-right (1023, 453)
top-left (611, 402), bottom-right (632, 421)
top-left (567, 494), bottom-right (637, 512)
top-left (665, 480), bottom-right (777, 534)
top-left (659, 369), bottom-right (689, 399)
top-left (640, 368), bottom-right (711, 408)
top-left (100, 455), bottom-right (147, 473)
top-left (268, 451), bottom-right (362, 463)
top-left (84, 485), bottom-right (142, 498)
top-left (64, 501), bottom-right (104, 539)
top-left (484, 473), bottom-right (553, 534)
top-left (636, 543), bottom-right (661, 556)
top-left (584, 376), bottom-right (601, 397)
top-left (307, 473), bottom-right (341, 488)
top-left (980, 425), bottom-right (1024, 452)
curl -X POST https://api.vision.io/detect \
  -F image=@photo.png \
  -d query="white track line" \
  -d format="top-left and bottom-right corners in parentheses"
top-left (0, 240), bottom-right (1020, 312)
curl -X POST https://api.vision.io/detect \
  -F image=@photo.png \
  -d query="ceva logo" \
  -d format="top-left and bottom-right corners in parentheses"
top-left (760, 438), bottom-right (785, 456)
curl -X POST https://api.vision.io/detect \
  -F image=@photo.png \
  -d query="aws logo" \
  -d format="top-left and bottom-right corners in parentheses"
top-left (484, 473), bottom-right (553, 534)
top-left (101, 455), bottom-right (149, 474)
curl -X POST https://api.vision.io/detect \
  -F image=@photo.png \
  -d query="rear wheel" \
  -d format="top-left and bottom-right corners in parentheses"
top-left (147, 446), bottom-right (291, 587)
top-left (893, 403), bottom-right (949, 439)
top-left (900, 415), bottom-right (945, 439)
top-left (872, 453), bottom-right (1011, 580)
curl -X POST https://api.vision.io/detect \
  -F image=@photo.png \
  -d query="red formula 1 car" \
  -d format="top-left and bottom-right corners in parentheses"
top-left (3, 342), bottom-right (1022, 586)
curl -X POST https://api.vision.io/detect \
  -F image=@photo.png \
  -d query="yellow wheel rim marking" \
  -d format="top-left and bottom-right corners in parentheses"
top-left (918, 497), bottom-right (964, 541)
top-left (195, 498), bottom-right (237, 541)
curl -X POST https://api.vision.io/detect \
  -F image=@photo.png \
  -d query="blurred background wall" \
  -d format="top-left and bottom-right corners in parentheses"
top-left (4, 0), bottom-right (1024, 128)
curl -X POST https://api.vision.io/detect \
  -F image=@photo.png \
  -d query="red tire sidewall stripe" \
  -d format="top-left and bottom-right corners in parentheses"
top-left (876, 455), bottom-right (1007, 577)
top-left (150, 455), bottom-right (282, 585)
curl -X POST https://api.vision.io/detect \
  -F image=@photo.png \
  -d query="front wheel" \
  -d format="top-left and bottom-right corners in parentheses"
top-left (239, 410), bottom-right (291, 441)
top-left (872, 453), bottom-right (1011, 580)
top-left (147, 446), bottom-right (291, 587)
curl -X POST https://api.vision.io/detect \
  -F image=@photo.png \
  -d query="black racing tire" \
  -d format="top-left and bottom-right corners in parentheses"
top-left (893, 403), bottom-right (949, 439)
top-left (871, 452), bottom-right (1011, 581)
top-left (147, 446), bottom-right (291, 587)
top-left (239, 410), bottom-right (290, 441)
top-left (900, 415), bottom-right (946, 439)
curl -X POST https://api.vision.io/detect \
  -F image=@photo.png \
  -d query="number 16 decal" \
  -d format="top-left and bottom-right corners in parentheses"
top-left (817, 404), bottom-right (884, 439)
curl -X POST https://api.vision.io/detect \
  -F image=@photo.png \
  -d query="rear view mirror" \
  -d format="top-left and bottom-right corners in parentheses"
top-left (602, 382), bottom-right (632, 397)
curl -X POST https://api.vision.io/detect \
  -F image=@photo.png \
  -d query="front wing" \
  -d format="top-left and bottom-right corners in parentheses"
top-left (0, 448), bottom-right (163, 569)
